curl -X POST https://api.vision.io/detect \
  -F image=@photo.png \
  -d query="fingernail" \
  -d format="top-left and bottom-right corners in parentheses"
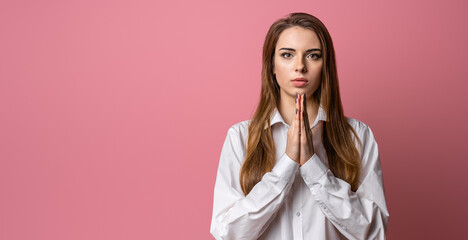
top-left (296, 108), bottom-right (298, 114)
top-left (295, 93), bottom-right (298, 103)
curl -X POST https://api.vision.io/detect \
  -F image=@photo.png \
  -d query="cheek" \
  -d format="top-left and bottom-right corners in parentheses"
top-left (308, 63), bottom-right (323, 77)
top-left (274, 61), bottom-right (291, 76)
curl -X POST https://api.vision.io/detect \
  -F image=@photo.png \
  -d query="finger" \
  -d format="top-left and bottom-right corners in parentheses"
top-left (303, 93), bottom-right (307, 113)
top-left (295, 92), bottom-right (299, 126)
top-left (295, 92), bottom-right (298, 119)
top-left (295, 93), bottom-right (299, 121)
top-left (302, 94), bottom-right (310, 129)
top-left (297, 92), bottom-right (301, 113)
top-left (302, 94), bottom-right (314, 149)
top-left (300, 94), bottom-right (306, 139)
top-left (301, 94), bottom-right (305, 123)
top-left (298, 93), bottom-right (302, 136)
top-left (303, 94), bottom-right (312, 133)
top-left (292, 92), bottom-right (300, 137)
top-left (297, 94), bottom-right (302, 159)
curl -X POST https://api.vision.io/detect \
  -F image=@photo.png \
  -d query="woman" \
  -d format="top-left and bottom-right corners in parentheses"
top-left (210, 12), bottom-right (389, 240)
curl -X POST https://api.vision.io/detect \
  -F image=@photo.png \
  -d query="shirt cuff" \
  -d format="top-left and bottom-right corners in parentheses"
top-left (299, 154), bottom-right (329, 185)
top-left (272, 153), bottom-right (300, 183)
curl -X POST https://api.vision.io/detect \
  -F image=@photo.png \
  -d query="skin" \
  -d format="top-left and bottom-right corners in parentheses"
top-left (272, 26), bottom-right (324, 166)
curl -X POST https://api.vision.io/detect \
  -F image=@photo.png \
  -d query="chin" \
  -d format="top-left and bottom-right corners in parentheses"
top-left (293, 88), bottom-right (312, 95)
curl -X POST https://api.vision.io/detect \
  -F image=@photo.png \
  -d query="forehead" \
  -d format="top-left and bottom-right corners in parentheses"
top-left (276, 26), bottom-right (321, 50)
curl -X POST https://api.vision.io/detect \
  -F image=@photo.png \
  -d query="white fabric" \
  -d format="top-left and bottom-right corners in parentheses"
top-left (210, 106), bottom-right (389, 240)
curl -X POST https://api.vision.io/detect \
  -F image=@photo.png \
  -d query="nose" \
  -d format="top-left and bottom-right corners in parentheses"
top-left (295, 57), bottom-right (307, 73)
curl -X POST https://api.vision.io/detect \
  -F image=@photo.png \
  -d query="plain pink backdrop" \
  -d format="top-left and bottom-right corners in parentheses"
top-left (1, 0), bottom-right (467, 239)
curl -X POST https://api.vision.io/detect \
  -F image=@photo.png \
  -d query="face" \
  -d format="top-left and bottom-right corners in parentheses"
top-left (273, 26), bottom-right (323, 100)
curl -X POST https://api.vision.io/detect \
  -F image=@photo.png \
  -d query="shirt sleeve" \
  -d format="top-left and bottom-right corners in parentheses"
top-left (210, 125), bottom-right (300, 240)
top-left (299, 124), bottom-right (390, 240)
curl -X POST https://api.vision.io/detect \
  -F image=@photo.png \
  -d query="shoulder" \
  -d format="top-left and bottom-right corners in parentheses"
top-left (345, 117), bottom-right (371, 134)
top-left (219, 120), bottom-right (251, 165)
top-left (345, 116), bottom-right (380, 161)
top-left (345, 116), bottom-right (379, 147)
top-left (223, 119), bottom-right (251, 149)
top-left (226, 119), bottom-right (250, 136)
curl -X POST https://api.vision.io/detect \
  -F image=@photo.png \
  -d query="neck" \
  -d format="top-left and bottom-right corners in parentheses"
top-left (278, 91), bottom-right (319, 127)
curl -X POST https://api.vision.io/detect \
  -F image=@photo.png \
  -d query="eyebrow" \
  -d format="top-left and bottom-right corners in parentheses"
top-left (279, 48), bottom-right (322, 52)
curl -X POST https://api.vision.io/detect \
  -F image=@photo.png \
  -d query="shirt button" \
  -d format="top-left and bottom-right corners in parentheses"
top-left (296, 212), bottom-right (301, 217)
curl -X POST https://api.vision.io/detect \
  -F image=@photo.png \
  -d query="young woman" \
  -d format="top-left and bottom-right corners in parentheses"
top-left (210, 12), bottom-right (389, 240)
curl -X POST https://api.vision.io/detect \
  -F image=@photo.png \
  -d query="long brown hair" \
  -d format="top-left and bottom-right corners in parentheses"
top-left (240, 12), bottom-right (362, 195)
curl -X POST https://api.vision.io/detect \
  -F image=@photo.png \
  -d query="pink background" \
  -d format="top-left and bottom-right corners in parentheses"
top-left (1, 0), bottom-right (467, 239)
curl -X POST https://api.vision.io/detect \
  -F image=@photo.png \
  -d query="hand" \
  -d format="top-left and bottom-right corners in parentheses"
top-left (299, 93), bottom-right (315, 165)
top-left (285, 93), bottom-right (315, 166)
top-left (285, 93), bottom-right (301, 164)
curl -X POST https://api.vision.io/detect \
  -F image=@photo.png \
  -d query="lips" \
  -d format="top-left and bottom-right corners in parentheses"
top-left (291, 78), bottom-right (308, 87)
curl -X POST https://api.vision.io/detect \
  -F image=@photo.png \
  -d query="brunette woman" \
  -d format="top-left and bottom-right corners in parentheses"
top-left (210, 12), bottom-right (389, 240)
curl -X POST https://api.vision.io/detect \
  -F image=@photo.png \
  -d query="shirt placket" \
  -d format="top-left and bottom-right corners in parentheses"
top-left (292, 171), bottom-right (303, 239)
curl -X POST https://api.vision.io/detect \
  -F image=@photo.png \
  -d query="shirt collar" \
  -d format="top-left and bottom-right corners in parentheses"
top-left (265, 105), bottom-right (327, 129)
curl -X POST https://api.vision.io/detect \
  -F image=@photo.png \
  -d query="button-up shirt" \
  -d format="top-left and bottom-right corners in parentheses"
top-left (210, 106), bottom-right (389, 240)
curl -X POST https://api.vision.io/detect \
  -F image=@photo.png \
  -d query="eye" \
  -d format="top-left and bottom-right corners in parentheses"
top-left (307, 53), bottom-right (321, 59)
top-left (281, 52), bottom-right (293, 58)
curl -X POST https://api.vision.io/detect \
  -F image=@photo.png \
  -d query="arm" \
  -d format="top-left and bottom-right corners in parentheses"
top-left (210, 125), bottom-right (299, 240)
top-left (299, 124), bottom-right (389, 240)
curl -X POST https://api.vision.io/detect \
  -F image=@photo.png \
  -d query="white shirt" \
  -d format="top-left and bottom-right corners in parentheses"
top-left (210, 106), bottom-right (389, 240)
